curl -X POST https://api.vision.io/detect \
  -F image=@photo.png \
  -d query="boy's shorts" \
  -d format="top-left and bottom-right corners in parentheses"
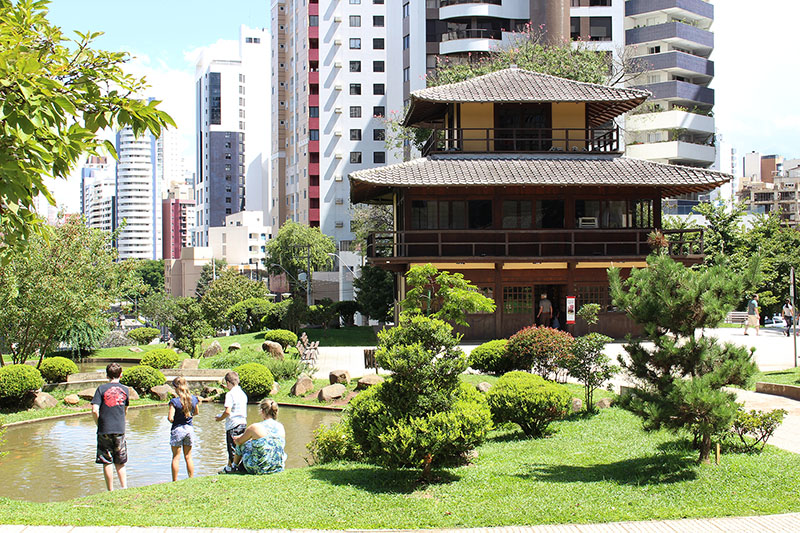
top-left (96, 433), bottom-right (128, 465)
top-left (226, 424), bottom-right (247, 462)
top-left (747, 315), bottom-right (759, 327)
top-left (170, 425), bottom-right (195, 448)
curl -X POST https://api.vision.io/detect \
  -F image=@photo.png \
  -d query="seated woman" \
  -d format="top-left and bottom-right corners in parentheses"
top-left (232, 398), bottom-right (287, 474)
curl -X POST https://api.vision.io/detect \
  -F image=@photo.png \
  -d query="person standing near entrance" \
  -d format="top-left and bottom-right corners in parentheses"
top-left (783, 299), bottom-right (795, 337)
top-left (91, 363), bottom-right (129, 491)
top-left (537, 293), bottom-right (553, 327)
top-left (744, 294), bottom-right (759, 336)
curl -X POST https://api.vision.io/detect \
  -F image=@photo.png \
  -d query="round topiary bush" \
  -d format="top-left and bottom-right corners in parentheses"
top-left (468, 339), bottom-right (511, 374)
top-left (262, 329), bottom-right (298, 349)
top-left (486, 371), bottom-right (571, 438)
top-left (234, 362), bottom-right (275, 400)
top-left (120, 365), bottom-right (165, 393)
top-left (506, 326), bottom-right (575, 377)
top-left (127, 327), bottom-right (161, 345)
top-left (140, 348), bottom-right (180, 369)
top-left (39, 356), bottom-right (80, 383)
top-left (0, 364), bottom-right (45, 406)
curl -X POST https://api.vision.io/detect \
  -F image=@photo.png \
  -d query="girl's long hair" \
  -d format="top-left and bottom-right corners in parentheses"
top-left (172, 377), bottom-right (193, 417)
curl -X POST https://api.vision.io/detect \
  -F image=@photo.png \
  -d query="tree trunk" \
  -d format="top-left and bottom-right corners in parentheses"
top-left (698, 433), bottom-right (712, 464)
top-left (421, 453), bottom-right (433, 482)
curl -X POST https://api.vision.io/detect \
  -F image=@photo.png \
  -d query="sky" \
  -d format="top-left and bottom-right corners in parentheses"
top-left (44, 0), bottom-right (800, 211)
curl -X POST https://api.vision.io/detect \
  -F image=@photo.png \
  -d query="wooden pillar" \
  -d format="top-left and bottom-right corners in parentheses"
top-left (495, 262), bottom-right (503, 339)
top-left (566, 261), bottom-right (576, 337)
top-left (654, 191), bottom-right (663, 229)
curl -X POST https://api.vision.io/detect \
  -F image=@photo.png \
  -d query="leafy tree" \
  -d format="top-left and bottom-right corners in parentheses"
top-left (225, 298), bottom-right (273, 333)
top-left (565, 304), bottom-right (617, 412)
top-left (0, 216), bottom-right (134, 366)
top-left (264, 220), bottom-right (335, 299)
top-left (353, 265), bottom-right (394, 323)
top-left (138, 291), bottom-right (179, 329)
top-left (402, 263), bottom-right (495, 326)
top-left (0, 0), bottom-right (174, 258)
top-left (349, 203), bottom-right (393, 257)
top-left (609, 253), bottom-right (760, 463)
top-left (130, 259), bottom-right (165, 294)
top-left (58, 316), bottom-right (111, 359)
top-left (200, 270), bottom-right (269, 329)
top-left (690, 202), bottom-right (747, 266)
top-left (167, 297), bottom-right (214, 358)
top-left (194, 258), bottom-right (227, 299)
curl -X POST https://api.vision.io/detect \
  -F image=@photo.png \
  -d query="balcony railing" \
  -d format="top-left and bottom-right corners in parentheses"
top-left (366, 228), bottom-right (703, 260)
top-left (440, 0), bottom-right (501, 5)
top-left (442, 28), bottom-right (502, 41)
top-left (422, 126), bottom-right (620, 155)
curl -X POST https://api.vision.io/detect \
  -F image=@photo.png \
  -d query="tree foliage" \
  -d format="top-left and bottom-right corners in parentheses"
top-left (264, 220), bottom-right (335, 297)
top-left (199, 269), bottom-right (268, 329)
top-left (194, 258), bottom-right (227, 299)
top-left (130, 259), bottom-right (165, 295)
top-left (167, 297), bottom-right (213, 358)
top-left (402, 263), bottom-right (495, 326)
top-left (0, 0), bottom-right (174, 257)
top-left (353, 264), bottom-right (394, 323)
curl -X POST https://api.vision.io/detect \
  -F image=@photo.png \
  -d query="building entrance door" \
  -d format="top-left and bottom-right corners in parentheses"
top-left (534, 284), bottom-right (566, 330)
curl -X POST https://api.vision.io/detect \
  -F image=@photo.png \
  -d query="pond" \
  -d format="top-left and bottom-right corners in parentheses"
top-left (0, 404), bottom-right (340, 502)
top-left (75, 361), bottom-right (137, 374)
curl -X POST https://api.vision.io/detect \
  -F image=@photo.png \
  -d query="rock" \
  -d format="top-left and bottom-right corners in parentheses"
top-left (203, 340), bottom-right (223, 358)
top-left (64, 394), bottom-right (81, 406)
top-left (318, 384), bottom-right (346, 402)
top-left (228, 342), bottom-right (241, 352)
top-left (77, 388), bottom-right (97, 401)
top-left (571, 398), bottom-right (583, 413)
top-left (129, 346), bottom-right (144, 353)
top-left (128, 388), bottom-right (140, 401)
top-left (270, 382), bottom-right (280, 396)
top-left (356, 374), bottom-right (384, 391)
top-left (596, 398), bottom-right (613, 409)
top-left (290, 375), bottom-right (315, 397)
top-left (202, 385), bottom-right (223, 398)
top-left (329, 370), bottom-right (351, 385)
top-left (476, 381), bottom-right (492, 394)
top-left (32, 391), bottom-right (58, 409)
top-left (150, 384), bottom-right (176, 401)
top-left (148, 338), bottom-right (161, 345)
top-left (180, 359), bottom-right (200, 370)
top-left (262, 341), bottom-right (285, 360)
top-left (166, 338), bottom-right (176, 349)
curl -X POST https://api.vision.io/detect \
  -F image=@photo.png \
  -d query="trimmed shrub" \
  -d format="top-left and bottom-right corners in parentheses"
top-left (262, 356), bottom-right (306, 382)
top-left (39, 357), bottom-right (79, 383)
top-left (0, 364), bottom-right (44, 406)
top-left (334, 300), bottom-right (360, 327)
top-left (127, 327), bottom-right (161, 345)
top-left (307, 422), bottom-right (362, 464)
top-left (506, 326), bottom-right (575, 377)
top-left (308, 298), bottom-right (337, 328)
top-left (468, 339), bottom-right (511, 374)
top-left (731, 408), bottom-right (787, 453)
top-left (487, 371), bottom-right (571, 437)
top-left (225, 298), bottom-right (274, 333)
top-left (120, 365), bottom-right (166, 394)
top-left (234, 363), bottom-right (274, 400)
top-left (140, 348), bottom-right (180, 369)
top-left (99, 330), bottom-right (134, 348)
top-left (263, 299), bottom-right (291, 330)
top-left (262, 329), bottom-right (298, 349)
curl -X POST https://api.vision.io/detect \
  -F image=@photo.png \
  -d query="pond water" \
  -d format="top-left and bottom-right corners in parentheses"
top-left (76, 361), bottom-right (137, 374)
top-left (0, 404), bottom-right (340, 502)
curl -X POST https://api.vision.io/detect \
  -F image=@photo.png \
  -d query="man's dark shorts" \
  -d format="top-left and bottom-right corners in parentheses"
top-left (96, 433), bottom-right (128, 465)
top-left (226, 424), bottom-right (247, 462)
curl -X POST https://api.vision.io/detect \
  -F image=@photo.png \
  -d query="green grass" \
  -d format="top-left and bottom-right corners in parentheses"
top-left (272, 378), bottom-right (359, 407)
top-left (1, 407), bottom-right (798, 527)
top-left (460, 374), bottom-right (616, 403)
top-left (301, 326), bottom-right (378, 346)
top-left (751, 367), bottom-right (800, 388)
top-left (89, 343), bottom-right (179, 360)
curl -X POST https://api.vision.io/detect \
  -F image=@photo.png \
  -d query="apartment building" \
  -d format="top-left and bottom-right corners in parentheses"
top-left (195, 25), bottom-right (270, 247)
top-left (162, 182), bottom-right (195, 260)
top-left (739, 173), bottom-right (800, 227)
top-left (209, 211), bottom-right (272, 274)
top-left (80, 155), bottom-right (117, 234)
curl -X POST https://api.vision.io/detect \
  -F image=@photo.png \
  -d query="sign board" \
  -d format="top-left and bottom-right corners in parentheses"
top-left (566, 296), bottom-right (576, 325)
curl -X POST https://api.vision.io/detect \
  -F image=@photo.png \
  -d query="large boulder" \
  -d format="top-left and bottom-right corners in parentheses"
top-left (596, 398), bottom-right (613, 410)
top-left (228, 342), bottom-right (241, 352)
top-left (356, 374), bottom-right (384, 391)
top-left (166, 338), bottom-right (176, 349)
top-left (63, 394), bottom-right (81, 406)
top-left (476, 381), bottom-right (492, 394)
top-left (571, 398), bottom-right (583, 413)
top-left (150, 384), bottom-right (176, 401)
top-left (128, 387), bottom-right (140, 401)
top-left (203, 340), bottom-right (223, 358)
top-left (180, 359), bottom-right (200, 370)
top-left (202, 385), bottom-right (223, 398)
top-left (318, 384), bottom-right (346, 402)
top-left (290, 375), bottom-right (315, 396)
top-left (329, 370), bottom-right (351, 385)
top-left (262, 341), bottom-right (285, 360)
top-left (32, 391), bottom-right (58, 409)
top-left (77, 388), bottom-right (97, 401)
top-left (148, 337), bottom-right (161, 345)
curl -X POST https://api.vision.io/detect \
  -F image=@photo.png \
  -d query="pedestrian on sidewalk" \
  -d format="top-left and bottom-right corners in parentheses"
top-left (744, 294), bottom-right (760, 336)
top-left (783, 299), bottom-right (795, 337)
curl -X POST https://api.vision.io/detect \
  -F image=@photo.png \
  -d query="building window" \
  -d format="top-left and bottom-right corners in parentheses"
top-left (570, 17), bottom-right (581, 40)
top-left (373, 60), bottom-right (385, 72)
top-left (535, 200), bottom-right (565, 229)
top-left (350, 152), bottom-right (362, 164)
top-left (373, 15), bottom-right (384, 26)
top-left (309, 106), bottom-right (319, 118)
top-left (502, 200), bottom-right (532, 229)
top-left (349, 15), bottom-right (361, 27)
top-left (576, 285), bottom-right (612, 311)
top-left (209, 72), bottom-right (221, 125)
top-left (350, 129), bottom-right (362, 141)
top-left (403, 67), bottom-right (410, 82)
top-left (309, 129), bottom-right (319, 141)
top-left (373, 83), bottom-right (385, 95)
top-left (503, 287), bottom-right (533, 314)
top-left (309, 15), bottom-right (319, 26)
top-left (402, 34), bottom-right (410, 49)
top-left (350, 83), bottom-right (362, 95)
top-left (350, 106), bottom-right (362, 118)
top-left (402, 2), bottom-right (409, 17)
top-left (373, 106), bottom-right (385, 117)
top-left (373, 151), bottom-right (386, 164)
top-left (648, 45), bottom-right (661, 54)
top-left (374, 0), bottom-right (384, 3)
top-left (410, 199), bottom-right (492, 230)
top-left (350, 60), bottom-right (361, 72)
top-left (589, 17), bottom-right (612, 41)
top-left (349, 38), bottom-right (361, 49)
top-left (350, 0), bottom-right (361, 3)
top-left (373, 129), bottom-right (385, 141)
top-left (373, 38), bottom-right (384, 50)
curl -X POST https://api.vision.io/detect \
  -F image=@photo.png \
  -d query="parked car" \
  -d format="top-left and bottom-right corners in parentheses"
top-left (764, 315), bottom-right (787, 328)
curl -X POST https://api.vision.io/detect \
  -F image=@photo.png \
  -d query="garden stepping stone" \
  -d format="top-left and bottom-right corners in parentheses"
top-left (77, 388), bottom-right (96, 401)
top-left (262, 341), bottom-right (284, 360)
top-left (356, 374), bottom-right (384, 390)
top-left (329, 370), bottom-right (351, 385)
top-left (318, 384), bottom-right (346, 402)
top-left (64, 394), bottom-right (80, 406)
top-left (228, 342), bottom-right (241, 352)
top-left (595, 398), bottom-right (613, 409)
top-left (32, 391), bottom-right (58, 409)
top-left (203, 340), bottom-right (223, 358)
top-left (571, 398), bottom-right (583, 413)
top-left (129, 346), bottom-right (144, 353)
top-left (476, 381), bottom-right (492, 393)
top-left (290, 375), bottom-right (314, 396)
top-left (150, 384), bottom-right (176, 401)
top-left (180, 359), bottom-right (200, 370)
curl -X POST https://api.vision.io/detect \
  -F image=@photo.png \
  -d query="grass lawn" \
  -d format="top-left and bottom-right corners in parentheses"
top-left (198, 327), bottom-right (379, 354)
top-left (1, 407), bottom-right (798, 528)
top-left (751, 367), bottom-right (800, 388)
top-left (89, 343), bottom-right (176, 359)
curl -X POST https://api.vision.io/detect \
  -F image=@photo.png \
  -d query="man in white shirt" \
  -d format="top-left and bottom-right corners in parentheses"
top-left (216, 371), bottom-right (248, 473)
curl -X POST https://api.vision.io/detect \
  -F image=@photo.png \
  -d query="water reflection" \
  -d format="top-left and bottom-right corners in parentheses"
top-left (0, 404), bottom-right (339, 502)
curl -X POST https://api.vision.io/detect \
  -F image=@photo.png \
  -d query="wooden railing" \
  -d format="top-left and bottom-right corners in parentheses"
top-left (366, 228), bottom-right (703, 260)
top-left (422, 126), bottom-right (620, 155)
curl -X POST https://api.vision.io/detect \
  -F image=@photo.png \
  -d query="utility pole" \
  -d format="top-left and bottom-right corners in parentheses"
top-left (306, 245), bottom-right (313, 306)
top-left (792, 266), bottom-right (797, 367)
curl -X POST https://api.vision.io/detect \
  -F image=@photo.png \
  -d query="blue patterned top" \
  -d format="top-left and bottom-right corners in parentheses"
top-left (235, 419), bottom-right (287, 475)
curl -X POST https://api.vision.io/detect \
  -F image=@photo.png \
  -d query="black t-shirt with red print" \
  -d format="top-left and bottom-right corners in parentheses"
top-left (91, 382), bottom-right (129, 434)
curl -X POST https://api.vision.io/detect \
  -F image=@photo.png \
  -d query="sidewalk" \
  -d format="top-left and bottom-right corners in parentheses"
top-left (2, 512), bottom-right (800, 532)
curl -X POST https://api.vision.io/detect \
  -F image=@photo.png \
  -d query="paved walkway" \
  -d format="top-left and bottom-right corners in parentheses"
top-left (3, 513), bottom-right (800, 532)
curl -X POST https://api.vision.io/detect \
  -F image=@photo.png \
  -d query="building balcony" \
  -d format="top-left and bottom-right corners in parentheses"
top-left (637, 51), bottom-right (713, 80)
top-left (635, 79), bottom-right (714, 106)
top-left (626, 109), bottom-right (714, 134)
top-left (366, 228), bottom-right (704, 262)
top-left (625, 140), bottom-right (716, 165)
top-left (308, 71), bottom-right (319, 84)
top-left (309, 48), bottom-right (319, 62)
top-left (626, 22), bottom-right (713, 53)
top-left (422, 126), bottom-right (621, 156)
top-left (439, 1), bottom-right (528, 22)
top-left (625, 0), bottom-right (713, 23)
top-left (439, 29), bottom-right (502, 55)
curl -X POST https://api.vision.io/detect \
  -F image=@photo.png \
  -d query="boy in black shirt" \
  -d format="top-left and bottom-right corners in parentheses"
top-left (91, 363), bottom-right (130, 491)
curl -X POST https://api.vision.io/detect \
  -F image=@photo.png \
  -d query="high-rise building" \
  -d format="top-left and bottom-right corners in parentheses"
top-left (80, 155), bottom-right (117, 234)
top-left (162, 183), bottom-right (195, 260)
top-left (116, 126), bottom-right (161, 259)
top-left (194, 25), bottom-right (270, 247)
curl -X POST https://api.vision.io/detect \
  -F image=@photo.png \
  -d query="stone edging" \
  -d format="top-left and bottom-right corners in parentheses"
top-left (755, 381), bottom-right (800, 401)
